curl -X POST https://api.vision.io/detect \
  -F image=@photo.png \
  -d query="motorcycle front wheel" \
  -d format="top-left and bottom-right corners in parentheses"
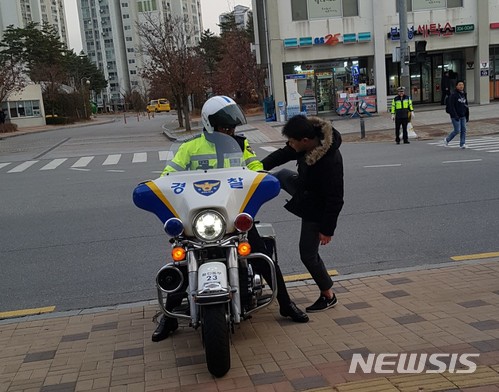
top-left (202, 304), bottom-right (230, 377)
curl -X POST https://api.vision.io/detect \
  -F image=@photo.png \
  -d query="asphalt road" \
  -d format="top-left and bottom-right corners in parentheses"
top-left (1, 116), bottom-right (498, 314)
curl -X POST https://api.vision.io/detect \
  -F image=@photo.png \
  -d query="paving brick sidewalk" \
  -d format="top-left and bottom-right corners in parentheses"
top-left (1, 259), bottom-right (499, 392)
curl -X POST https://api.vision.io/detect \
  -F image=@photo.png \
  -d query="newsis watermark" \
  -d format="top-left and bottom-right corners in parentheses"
top-left (349, 353), bottom-right (480, 374)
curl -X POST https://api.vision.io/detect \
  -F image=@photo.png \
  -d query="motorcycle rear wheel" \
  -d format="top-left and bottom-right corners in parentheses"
top-left (202, 304), bottom-right (230, 377)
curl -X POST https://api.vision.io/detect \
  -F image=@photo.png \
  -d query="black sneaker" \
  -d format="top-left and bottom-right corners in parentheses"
top-left (306, 294), bottom-right (338, 313)
top-left (280, 302), bottom-right (309, 323)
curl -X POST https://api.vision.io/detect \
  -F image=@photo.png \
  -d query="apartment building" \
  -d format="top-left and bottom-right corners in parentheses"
top-left (253, 0), bottom-right (496, 115)
top-left (0, 0), bottom-right (68, 44)
top-left (220, 4), bottom-right (251, 31)
top-left (77, 0), bottom-right (203, 110)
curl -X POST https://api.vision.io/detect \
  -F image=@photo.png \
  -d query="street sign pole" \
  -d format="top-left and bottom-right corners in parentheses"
top-left (398, 0), bottom-right (410, 92)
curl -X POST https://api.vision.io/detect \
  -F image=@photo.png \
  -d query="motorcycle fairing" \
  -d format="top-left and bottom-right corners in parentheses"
top-left (239, 173), bottom-right (279, 217)
top-left (133, 168), bottom-right (280, 236)
top-left (133, 181), bottom-right (179, 222)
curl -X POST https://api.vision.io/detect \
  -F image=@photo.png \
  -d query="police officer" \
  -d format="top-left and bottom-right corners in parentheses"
top-left (391, 87), bottom-right (414, 144)
top-left (152, 96), bottom-right (309, 342)
top-left (162, 96), bottom-right (262, 173)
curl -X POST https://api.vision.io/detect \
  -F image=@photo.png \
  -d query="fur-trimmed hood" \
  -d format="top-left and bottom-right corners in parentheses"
top-left (304, 117), bottom-right (342, 165)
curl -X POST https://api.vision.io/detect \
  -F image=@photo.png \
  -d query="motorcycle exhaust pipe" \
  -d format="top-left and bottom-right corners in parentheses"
top-left (156, 265), bottom-right (184, 293)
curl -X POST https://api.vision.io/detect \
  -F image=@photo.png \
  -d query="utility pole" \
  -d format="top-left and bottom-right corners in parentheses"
top-left (398, 0), bottom-right (410, 91)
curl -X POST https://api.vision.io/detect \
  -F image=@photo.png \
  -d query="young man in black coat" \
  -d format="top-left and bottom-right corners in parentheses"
top-left (444, 80), bottom-right (469, 149)
top-left (262, 115), bottom-right (344, 312)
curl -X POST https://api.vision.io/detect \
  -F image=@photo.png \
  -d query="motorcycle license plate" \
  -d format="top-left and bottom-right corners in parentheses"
top-left (198, 262), bottom-right (228, 290)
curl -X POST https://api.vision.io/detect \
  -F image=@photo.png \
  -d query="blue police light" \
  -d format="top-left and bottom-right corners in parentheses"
top-left (164, 218), bottom-right (184, 237)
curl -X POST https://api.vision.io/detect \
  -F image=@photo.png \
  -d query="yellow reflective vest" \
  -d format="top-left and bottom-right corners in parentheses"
top-left (161, 132), bottom-right (263, 175)
top-left (391, 95), bottom-right (414, 119)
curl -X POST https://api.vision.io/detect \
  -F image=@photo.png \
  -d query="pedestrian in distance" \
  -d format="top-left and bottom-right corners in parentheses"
top-left (151, 96), bottom-right (309, 343)
top-left (0, 109), bottom-right (6, 124)
top-left (391, 86), bottom-right (414, 144)
top-left (262, 115), bottom-right (344, 313)
top-left (444, 80), bottom-right (469, 149)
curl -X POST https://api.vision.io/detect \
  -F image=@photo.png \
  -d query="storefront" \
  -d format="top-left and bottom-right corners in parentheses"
top-left (489, 45), bottom-right (499, 100)
top-left (282, 56), bottom-right (377, 116)
top-left (386, 50), bottom-right (465, 104)
top-left (254, 0), bottom-right (491, 115)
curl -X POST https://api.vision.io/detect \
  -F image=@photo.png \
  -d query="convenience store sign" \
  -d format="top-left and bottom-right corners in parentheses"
top-left (283, 32), bottom-right (371, 48)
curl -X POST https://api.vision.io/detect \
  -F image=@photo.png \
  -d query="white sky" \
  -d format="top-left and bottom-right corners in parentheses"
top-left (63, 0), bottom-right (253, 53)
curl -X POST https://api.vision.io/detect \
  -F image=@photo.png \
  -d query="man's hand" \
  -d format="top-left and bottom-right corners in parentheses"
top-left (391, 114), bottom-right (395, 121)
top-left (319, 233), bottom-right (332, 245)
top-left (410, 112), bottom-right (415, 119)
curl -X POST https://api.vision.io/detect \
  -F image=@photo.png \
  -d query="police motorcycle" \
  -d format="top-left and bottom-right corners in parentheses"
top-left (133, 136), bottom-right (281, 378)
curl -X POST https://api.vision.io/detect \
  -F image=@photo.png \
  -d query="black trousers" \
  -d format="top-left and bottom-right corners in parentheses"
top-left (395, 118), bottom-right (409, 142)
top-left (273, 169), bottom-right (334, 292)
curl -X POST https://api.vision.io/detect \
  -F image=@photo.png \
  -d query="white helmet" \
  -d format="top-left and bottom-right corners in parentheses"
top-left (201, 95), bottom-right (247, 134)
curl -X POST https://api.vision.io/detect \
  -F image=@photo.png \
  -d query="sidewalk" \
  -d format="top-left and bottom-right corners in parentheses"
top-left (164, 102), bottom-right (499, 144)
top-left (0, 116), bottom-right (117, 140)
top-left (1, 258), bottom-right (499, 392)
top-left (2, 102), bottom-right (499, 143)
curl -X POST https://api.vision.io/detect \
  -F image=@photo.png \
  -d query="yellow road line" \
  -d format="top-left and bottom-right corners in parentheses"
top-left (284, 269), bottom-right (338, 283)
top-left (0, 306), bottom-right (56, 319)
top-left (451, 252), bottom-right (499, 261)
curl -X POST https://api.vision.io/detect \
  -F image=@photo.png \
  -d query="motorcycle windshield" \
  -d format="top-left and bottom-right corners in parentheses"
top-left (166, 132), bottom-right (246, 172)
top-left (133, 133), bottom-right (280, 236)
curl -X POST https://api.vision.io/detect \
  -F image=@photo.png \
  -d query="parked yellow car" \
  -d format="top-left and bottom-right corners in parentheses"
top-left (146, 98), bottom-right (171, 113)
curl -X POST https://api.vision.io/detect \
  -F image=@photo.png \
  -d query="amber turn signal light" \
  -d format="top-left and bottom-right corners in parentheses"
top-left (237, 242), bottom-right (251, 256)
top-left (172, 247), bottom-right (186, 261)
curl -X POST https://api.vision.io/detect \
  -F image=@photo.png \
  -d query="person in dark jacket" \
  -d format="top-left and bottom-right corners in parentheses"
top-left (444, 80), bottom-right (469, 149)
top-left (391, 86), bottom-right (414, 144)
top-left (262, 115), bottom-right (344, 312)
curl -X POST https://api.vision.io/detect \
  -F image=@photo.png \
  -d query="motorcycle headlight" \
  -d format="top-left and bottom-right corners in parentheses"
top-left (192, 210), bottom-right (226, 242)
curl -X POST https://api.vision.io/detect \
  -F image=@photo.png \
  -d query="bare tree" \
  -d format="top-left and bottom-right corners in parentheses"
top-left (0, 57), bottom-right (26, 104)
top-left (136, 13), bottom-right (206, 131)
top-left (213, 30), bottom-right (265, 104)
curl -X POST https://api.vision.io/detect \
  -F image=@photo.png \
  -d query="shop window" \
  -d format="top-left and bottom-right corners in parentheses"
top-left (343, 0), bottom-right (358, 17)
top-left (8, 100), bottom-right (41, 118)
top-left (291, 0), bottom-right (308, 21)
top-left (291, 0), bottom-right (358, 21)
top-left (446, 0), bottom-right (462, 7)
top-left (398, 0), bottom-right (463, 12)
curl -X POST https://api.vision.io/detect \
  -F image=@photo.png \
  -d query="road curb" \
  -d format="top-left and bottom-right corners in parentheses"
top-left (2, 256), bottom-right (497, 325)
top-left (0, 118), bottom-right (117, 140)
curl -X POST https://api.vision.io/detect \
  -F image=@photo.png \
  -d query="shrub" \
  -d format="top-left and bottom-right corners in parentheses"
top-left (0, 123), bottom-right (18, 133)
top-left (46, 116), bottom-right (73, 125)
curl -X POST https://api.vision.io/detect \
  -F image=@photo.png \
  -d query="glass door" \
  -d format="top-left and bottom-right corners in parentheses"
top-left (410, 55), bottom-right (441, 103)
top-left (421, 58), bottom-right (432, 103)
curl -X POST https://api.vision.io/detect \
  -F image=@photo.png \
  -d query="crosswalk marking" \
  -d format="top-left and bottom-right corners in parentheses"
top-left (132, 152), bottom-right (147, 163)
top-left (429, 136), bottom-right (499, 152)
top-left (0, 146), bottom-right (276, 174)
top-left (103, 154), bottom-right (121, 165)
top-left (260, 146), bottom-right (277, 152)
top-left (72, 156), bottom-right (94, 168)
top-left (7, 160), bottom-right (38, 173)
top-left (159, 151), bottom-right (173, 161)
top-left (40, 158), bottom-right (67, 171)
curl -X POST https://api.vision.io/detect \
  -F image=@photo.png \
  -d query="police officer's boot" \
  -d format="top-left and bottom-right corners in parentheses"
top-left (151, 316), bottom-right (178, 342)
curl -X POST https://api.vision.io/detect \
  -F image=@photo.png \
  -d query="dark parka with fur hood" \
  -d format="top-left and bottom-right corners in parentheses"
top-left (261, 117), bottom-right (344, 236)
